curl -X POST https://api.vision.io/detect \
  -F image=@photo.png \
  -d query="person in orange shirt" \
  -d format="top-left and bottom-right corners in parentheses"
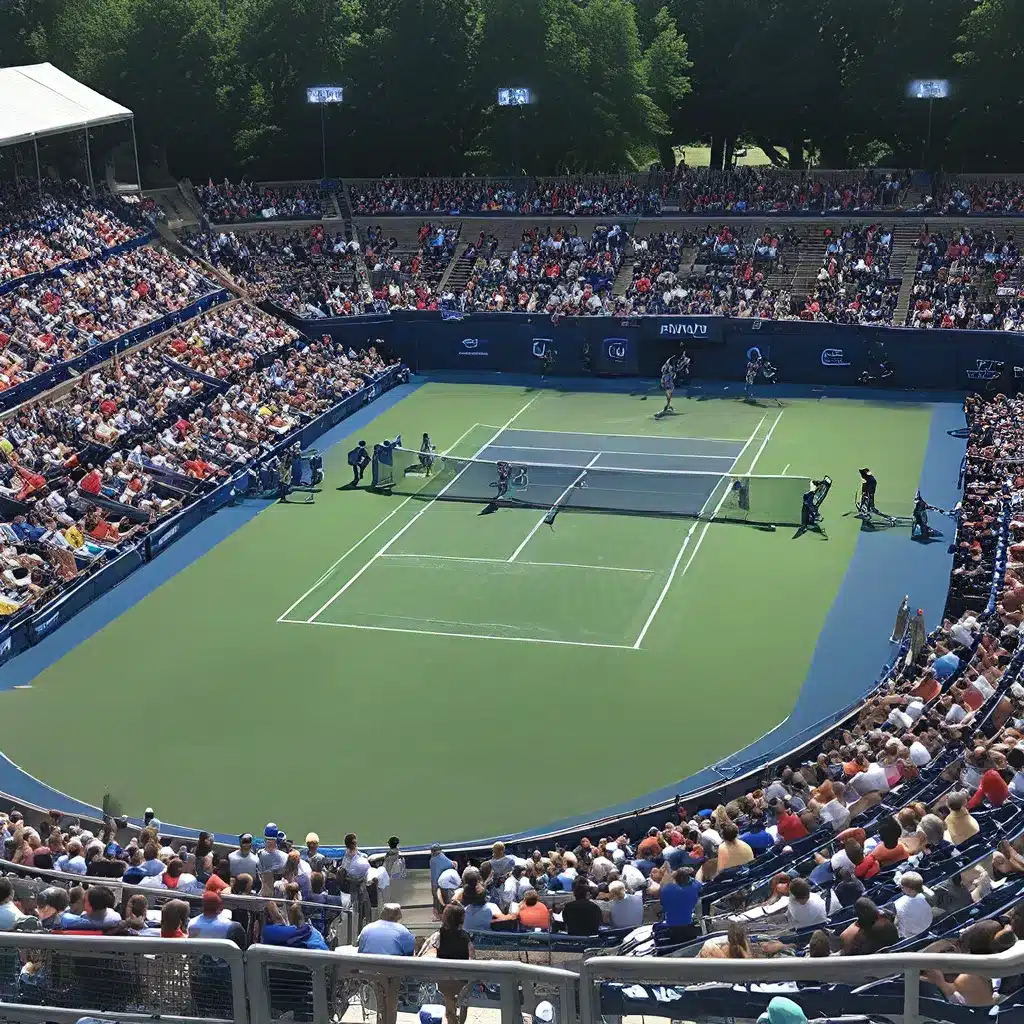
top-left (515, 890), bottom-right (550, 930)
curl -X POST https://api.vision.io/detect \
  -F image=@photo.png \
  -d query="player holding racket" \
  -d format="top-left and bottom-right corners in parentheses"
top-left (495, 461), bottom-right (512, 498)
top-left (660, 357), bottom-right (676, 415)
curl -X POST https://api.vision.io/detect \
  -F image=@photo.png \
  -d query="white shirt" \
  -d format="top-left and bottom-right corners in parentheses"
top-left (819, 799), bottom-right (851, 831)
top-left (909, 741), bottom-right (932, 767)
top-left (895, 892), bottom-right (932, 938)
top-left (787, 893), bottom-right (829, 928)
top-left (851, 763), bottom-right (890, 796)
top-left (620, 863), bottom-right (647, 892)
top-left (945, 703), bottom-right (967, 725)
top-left (887, 709), bottom-right (913, 731)
top-left (905, 699), bottom-right (925, 722)
top-left (342, 850), bottom-right (370, 881)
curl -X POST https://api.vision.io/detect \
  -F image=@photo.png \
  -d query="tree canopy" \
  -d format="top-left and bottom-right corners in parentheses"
top-left (0, 0), bottom-right (1014, 180)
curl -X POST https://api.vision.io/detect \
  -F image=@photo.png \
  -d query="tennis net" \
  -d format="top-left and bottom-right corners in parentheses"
top-left (376, 446), bottom-right (811, 525)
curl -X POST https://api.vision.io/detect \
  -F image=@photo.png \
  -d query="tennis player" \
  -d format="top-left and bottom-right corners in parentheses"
top-left (660, 357), bottom-right (676, 415)
top-left (495, 461), bottom-right (512, 498)
top-left (419, 432), bottom-right (436, 475)
top-left (675, 349), bottom-right (692, 390)
top-left (744, 356), bottom-right (761, 403)
top-left (859, 467), bottom-right (878, 514)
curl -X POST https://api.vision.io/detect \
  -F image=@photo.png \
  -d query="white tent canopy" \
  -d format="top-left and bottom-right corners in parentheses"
top-left (0, 63), bottom-right (138, 192)
top-left (0, 63), bottom-right (133, 147)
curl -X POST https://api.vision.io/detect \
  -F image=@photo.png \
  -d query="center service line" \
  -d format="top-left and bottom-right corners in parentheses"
top-left (507, 452), bottom-right (602, 562)
top-left (306, 394), bottom-right (541, 623)
top-left (631, 413), bottom-right (769, 650)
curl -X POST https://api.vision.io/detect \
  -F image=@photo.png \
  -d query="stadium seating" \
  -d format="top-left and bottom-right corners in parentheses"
top-left (195, 181), bottom-right (326, 223)
top-left (181, 226), bottom-right (370, 317)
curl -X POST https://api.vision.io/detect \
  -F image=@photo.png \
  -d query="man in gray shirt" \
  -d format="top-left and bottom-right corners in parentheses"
top-left (257, 824), bottom-right (288, 875)
top-left (228, 834), bottom-right (261, 878)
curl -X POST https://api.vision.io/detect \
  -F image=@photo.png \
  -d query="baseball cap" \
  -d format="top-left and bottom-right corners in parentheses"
top-left (240, 833), bottom-right (254, 844)
top-left (305, 833), bottom-right (320, 845)
top-left (264, 823), bottom-right (279, 840)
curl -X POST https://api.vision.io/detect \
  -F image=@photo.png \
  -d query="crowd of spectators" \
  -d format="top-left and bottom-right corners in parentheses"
top-left (794, 224), bottom-right (898, 324)
top-left (0, 244), bottom-right (217, 392)
top-left (0, 301), bottom-right (391, 618)
top-left (905, 226), bottom-right (1024, 330)
top-left (365, 222), bottom-right (458, 311)
top-left (621, 224), bottom-right (793, 318)
top-left (937, 180), bottom-right (1024, 216)
top-left (0, 181), bottom-right (146, 286)
top-left (452, 223), bottom-right (627, 314)
top-left (181, 226), bottom-right (369, 317)
top-left (664, 167), bottom-right (911, 215)
top-left (195, 181), bottom-right (326, 224)
top-left (349, 178), bottom-right (661, 217)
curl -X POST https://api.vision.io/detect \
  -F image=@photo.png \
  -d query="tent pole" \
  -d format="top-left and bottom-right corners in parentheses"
top-left (84, 128), bottom-right (95, 195)
top-left (130, 117), bottom-right (142, 193)
top-left (33, 138), bottom-right (41, 195)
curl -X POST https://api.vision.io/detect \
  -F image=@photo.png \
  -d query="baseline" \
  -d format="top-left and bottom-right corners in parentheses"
top-left (479, 425), bottom-right (748, 444)
top-left (279, 617), bottom-right (637, 650)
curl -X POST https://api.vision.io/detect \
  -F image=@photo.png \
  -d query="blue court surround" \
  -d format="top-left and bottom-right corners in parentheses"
top-left (0, 378), bottom-right (965, 851)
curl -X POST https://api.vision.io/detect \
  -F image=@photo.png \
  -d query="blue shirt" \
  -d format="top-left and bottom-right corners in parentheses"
top-left (358, 919), bottom-right (415, 955)
top-left (429, 852), bottom-right (456, 888)
top-left (740, 829), bottom-right (775, 853)
top-left (934, 652), bottom-right (960, 681)
top-left (660, 880), bottom-right (701, 927)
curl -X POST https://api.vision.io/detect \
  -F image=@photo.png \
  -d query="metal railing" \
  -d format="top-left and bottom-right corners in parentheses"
top-left (0, 933), bottom-right (246, 1024)
top-left (6, 931), bottom-right (1024, 1024)
top-left (577, 946), bottom-right (1024, 1024)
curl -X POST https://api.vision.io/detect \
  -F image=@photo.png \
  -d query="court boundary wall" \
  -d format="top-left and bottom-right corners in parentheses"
top-left (268, 304), bottom-right (1024, 394)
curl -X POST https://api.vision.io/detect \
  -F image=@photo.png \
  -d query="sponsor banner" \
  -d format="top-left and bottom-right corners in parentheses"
top-left (645, 317), bottom-right (724, 344)
top-left (820, 347), bottom-right (851, 367)
top-left (595, 336), bottom-right (638, 374)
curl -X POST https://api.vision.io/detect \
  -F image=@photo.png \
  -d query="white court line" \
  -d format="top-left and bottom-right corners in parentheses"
top-left (280, 617), bottom-right (637, 650)
top-left (632, 413), bottom-right (768, 650)
top-left (507, 453), bottom-right (601, 562)
top-left (380, 553), bottom-right (655, 573)
top-left (782, 463), bottom-right (791, 475)
top-left (477, 425), bottom-right (746, 444)
top-left (476, 444), bottom-right (737, 461)
top-left (276, 419), bottom-right (487, 622)
top-left (305, 395), bottom-right (540, 623)
top-left (646, 410), bottom-right (787, 644)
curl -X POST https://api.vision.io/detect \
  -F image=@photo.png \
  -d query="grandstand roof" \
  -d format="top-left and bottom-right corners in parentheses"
top-left (0, 63), bottom-right (133, 148)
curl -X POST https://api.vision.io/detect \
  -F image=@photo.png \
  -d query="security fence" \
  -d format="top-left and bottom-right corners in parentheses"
top-left (3, 932), bottom-right (1024, 1024)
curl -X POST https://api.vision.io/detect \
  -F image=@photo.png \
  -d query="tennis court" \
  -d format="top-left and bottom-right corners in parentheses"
top-left (277, 407), bottom-right (781, 650)
top-left (0, 385), bottom-right (938, 842)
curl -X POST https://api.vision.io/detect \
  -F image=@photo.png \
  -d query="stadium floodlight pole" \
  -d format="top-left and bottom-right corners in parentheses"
top-left (307, 86), bottom-right (344, 180)
top-left (907, 78), bottom-right (950, 169)
top-left (497, 87), bottom-right (533, 175)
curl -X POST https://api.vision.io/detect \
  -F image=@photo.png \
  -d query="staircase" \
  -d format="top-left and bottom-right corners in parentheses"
top-left (144, 188), bottom-right (198, 231)
top-left (891, 223), bottom-right (923, 325)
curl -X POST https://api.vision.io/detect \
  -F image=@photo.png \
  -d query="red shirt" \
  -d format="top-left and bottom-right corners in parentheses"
top-left (777, 811), bottom-right (808, 842)
top-left (968, 769), bottom-right (1010, 809)
top-left (80, 470), bottom-right (102, 495)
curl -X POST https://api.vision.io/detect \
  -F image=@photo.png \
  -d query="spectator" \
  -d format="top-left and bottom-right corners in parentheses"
top-left (0, 877), bottom-right (27, 930)
top-left (229, 834), bottom-right (261, 877)
top-left (433, 903), bottom-right (473, 1024)
top-left (785, 877), bottom-right (828, 928)
top-left (894, 871), bottom-right (932, 939)
top-left (188, 890), bottom-right (247, 946)
top-left (357, 902), bottom-right (415, 955)
top-left (605, 880), bottom-right (643, 929)
top-left (561, 877), bottom-right (604, 935)
top-left (840, 897), bottom-right (899, 955)
top-left (515, 889), bottom-right (551, 931)
top-left (659, 867), bottom-right (701, 940)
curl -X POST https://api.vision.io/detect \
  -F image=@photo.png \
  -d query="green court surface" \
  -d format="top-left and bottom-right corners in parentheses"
top-left (0, 385), bottom-right (934, 844)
